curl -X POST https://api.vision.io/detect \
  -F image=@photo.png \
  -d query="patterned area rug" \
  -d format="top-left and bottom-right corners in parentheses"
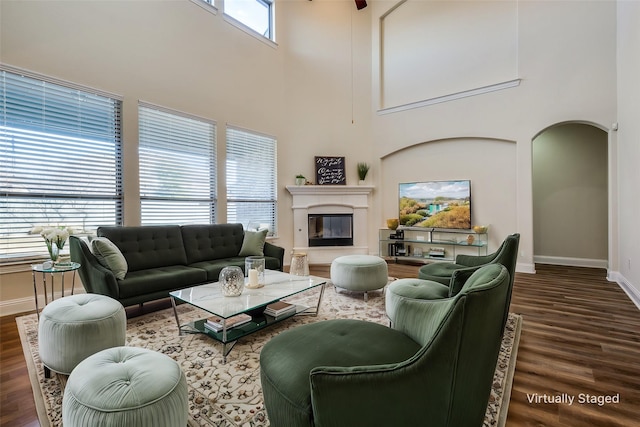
top-left (17, 284), bottom-right (522, 427)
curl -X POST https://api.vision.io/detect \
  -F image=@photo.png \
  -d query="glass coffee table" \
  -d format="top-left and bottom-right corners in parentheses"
top-left (169, 269), bottom-right (327, 362)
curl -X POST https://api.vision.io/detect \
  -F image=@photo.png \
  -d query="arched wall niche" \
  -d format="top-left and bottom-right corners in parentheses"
top-left (379, 137), bottom-right (517, 251)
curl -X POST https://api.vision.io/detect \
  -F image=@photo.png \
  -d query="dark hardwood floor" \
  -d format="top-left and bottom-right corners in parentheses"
top-left (1, 263), bottom-right (639, 426)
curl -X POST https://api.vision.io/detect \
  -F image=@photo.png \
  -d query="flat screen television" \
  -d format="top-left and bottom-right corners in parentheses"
top-left (398, 180), bottom-right (471, 229)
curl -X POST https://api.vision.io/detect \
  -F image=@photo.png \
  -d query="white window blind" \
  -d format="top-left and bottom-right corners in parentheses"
top-left (226, 125), bottom-right (277, 235)
top-left (0, 68), bottom-right (123, 262)
top-left (139, 103), bottom-right (217, 225)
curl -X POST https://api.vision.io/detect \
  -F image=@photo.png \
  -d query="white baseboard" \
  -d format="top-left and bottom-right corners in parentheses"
top-left (0, 289), bottom-right (86, 317)
top-left (516, 262), bottom-right (536, 274)
top-left (534, 255), bottom-right (608, 269)
top-left (608, 271), bottom-right (640, 311)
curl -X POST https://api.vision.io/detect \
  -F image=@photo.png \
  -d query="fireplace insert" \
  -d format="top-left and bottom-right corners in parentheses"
top-left (308, 214), bottom-right (353, 247)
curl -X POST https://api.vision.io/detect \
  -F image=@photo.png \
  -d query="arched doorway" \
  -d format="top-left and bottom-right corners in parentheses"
top-left (532, 122), bottom-right (608, 268)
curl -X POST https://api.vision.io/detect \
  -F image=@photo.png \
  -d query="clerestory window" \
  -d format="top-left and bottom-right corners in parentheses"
top-left (200, 0), bottom-right (274, 41)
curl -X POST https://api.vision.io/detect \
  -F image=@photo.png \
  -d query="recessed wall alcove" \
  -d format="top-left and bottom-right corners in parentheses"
top-left (380, 137), bottom-right (517, 252)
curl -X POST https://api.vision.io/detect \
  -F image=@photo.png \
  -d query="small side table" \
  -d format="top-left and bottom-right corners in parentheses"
top-left (31, 262), bottom-right (81, 319)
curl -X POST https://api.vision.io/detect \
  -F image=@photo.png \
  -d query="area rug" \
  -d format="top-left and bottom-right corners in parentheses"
top-left (17, 285), bottom-right (522, 427)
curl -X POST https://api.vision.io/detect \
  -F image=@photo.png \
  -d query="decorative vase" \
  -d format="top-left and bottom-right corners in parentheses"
top-left (467, 235), bottom-right (475, 245)
top-left (290, 252), bottom-right (309, 276)
top-left (245, 256), bottom-right (266, 288)
top-left (386, 218), bottom-right (399, 230)
top-left (46, 241), bottom-right (60, 263)
top-left (219, 266), bottom-right (245, 297)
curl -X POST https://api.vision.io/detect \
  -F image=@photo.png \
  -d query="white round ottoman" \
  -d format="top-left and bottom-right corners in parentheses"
top-left (62, 346), bottom-right (189, 427)
top-left (330, 255), bottom-right (389, 301)
top-left (38, 293), bottom-right (126, 378)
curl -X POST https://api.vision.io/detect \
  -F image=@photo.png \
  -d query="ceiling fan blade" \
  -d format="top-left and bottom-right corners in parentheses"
top-left (355, 0), bottom-right (367, 10)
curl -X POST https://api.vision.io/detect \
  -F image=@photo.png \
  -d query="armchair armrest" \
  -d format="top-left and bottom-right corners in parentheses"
top-left (264, 241), bottom-right (285, 271)
top-left (69, 236), bottom-right (120, 299)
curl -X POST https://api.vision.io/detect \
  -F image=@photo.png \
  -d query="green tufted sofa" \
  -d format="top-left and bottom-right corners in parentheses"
top-left (69, 224), bottom-right (284, 307)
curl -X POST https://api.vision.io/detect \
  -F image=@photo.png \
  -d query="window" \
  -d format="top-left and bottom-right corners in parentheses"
top-left (226, 125), bottom-right (277, 235)
top-left (138, 103), bottom-right (217, 225)
top-left (224, 0), bottom-right (273, 40)
top-left (0, 67), bottom-right (123, 262)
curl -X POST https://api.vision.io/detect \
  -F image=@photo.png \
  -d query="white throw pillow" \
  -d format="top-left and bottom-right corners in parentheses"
top-left (91, 237), bottom-right (128, 280)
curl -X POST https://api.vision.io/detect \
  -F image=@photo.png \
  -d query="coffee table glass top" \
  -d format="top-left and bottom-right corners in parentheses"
top-left (170, 270), bottom-right (327, 319)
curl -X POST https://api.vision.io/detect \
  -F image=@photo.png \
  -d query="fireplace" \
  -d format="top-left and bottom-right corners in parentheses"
top-left (286, 185), bottom-right (374, 264)
top-left (308, 214), bottom-right (353, 247)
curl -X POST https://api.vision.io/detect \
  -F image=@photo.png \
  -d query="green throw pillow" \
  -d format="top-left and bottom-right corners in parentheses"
top-left (239, 229), bottom-right (268, 257)
top-left (91, 237), bottom-right (128, 280)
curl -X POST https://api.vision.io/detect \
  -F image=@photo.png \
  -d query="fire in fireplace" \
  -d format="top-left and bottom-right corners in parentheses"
top-left (308, 214), bottom-right (354, 247)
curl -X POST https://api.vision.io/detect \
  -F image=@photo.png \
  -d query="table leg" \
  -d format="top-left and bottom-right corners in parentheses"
top-left (41, 273), bottom-right (49, 306)
top-left (32, 271), bottom-right (40, 319)
top-left (71, 271), bottom-right (76, 295)
top-left (171, 297), bottom-right (183, 336)
top-left (61, 272), bottom-right (66, 298)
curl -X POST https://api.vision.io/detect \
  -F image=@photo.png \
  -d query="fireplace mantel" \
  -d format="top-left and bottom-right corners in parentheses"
top-left (286, 185), bottom-right (374, 264)
top-left (286, 185), bottom-right (374, 196)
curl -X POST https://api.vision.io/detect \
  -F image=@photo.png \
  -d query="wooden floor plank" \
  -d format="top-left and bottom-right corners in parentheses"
top-left (1, 263), bottom-right (639, 426)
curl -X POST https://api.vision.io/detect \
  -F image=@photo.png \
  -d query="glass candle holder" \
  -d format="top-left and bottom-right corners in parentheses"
top-left (219, 266), bottom-right (245, 297)
top-left (245, 256), bottom-right (265, 288)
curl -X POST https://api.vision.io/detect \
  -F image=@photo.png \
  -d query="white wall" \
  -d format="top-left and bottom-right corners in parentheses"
top-left (616, 0), bottom-right (640, 304)
top-left (370, 0), bottom-right (618, 274)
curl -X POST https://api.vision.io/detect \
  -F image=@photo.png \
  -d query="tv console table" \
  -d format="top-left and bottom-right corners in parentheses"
top-left (379, 228), bottom-right (488, 264)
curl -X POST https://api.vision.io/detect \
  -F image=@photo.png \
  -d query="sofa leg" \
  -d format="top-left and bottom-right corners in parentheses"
top-left (44, 365), bottom-right (51, 379)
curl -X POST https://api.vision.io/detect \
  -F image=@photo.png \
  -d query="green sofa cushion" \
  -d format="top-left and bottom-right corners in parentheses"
top-left (181, 224), bottom-right (244, 264)
top-left (116, 266), bottom-right (207, 300)
top-left (238, 229), bottom-right (268, 257)
top-left (260, 319), bottom-right (420, 423)
top-left (97, 226), bottom-right (188, 272)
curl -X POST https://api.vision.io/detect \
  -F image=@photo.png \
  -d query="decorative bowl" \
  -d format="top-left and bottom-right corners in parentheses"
top-left (386, 218), bottom-right (399, 230)
top-left (473, 225), bottom-right (488, 234)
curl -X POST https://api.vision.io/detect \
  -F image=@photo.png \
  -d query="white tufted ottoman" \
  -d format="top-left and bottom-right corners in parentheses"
top-left (330, 255), bottom-right (389, 301)
top-left (38, 293), bottom-right (126, 378)
top-left (62, 346), bottom-right (188, 427)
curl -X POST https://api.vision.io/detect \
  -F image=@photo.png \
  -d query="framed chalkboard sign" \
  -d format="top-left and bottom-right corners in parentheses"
top-left (315, 156), bottom-right (346, 185)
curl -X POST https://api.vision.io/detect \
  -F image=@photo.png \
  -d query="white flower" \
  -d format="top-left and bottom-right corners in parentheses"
top-left (31, 225), bottom-right (74, 250)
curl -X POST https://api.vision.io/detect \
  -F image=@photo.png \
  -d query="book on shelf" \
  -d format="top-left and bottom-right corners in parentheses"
top-left (428, 247), bottom-right (446, 258)
top-left (264, 301), bottom-right (297, 317)
top-left (204, 313), bottom-right (252, 332)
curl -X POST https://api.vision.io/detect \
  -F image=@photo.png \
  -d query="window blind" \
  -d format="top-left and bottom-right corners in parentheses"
top-left (0, 68), bottom-right (123, 261)
top-left (138, 103), bottom-right (217, 225)
top-left (226, 125), bottom-right (277, 235)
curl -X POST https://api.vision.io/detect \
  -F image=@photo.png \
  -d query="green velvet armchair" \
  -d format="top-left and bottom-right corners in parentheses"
top-left (259, 264), bottom-right (511, 427)
top-left (419, 233), bottom-right (520, 294)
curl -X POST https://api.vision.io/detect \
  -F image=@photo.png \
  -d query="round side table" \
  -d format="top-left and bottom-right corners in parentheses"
top-left (31, 262), bottom-right (80, 319)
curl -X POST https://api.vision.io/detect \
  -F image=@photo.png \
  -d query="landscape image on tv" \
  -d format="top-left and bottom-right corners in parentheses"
top-left (399, 180), bottom-right (471, 229)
